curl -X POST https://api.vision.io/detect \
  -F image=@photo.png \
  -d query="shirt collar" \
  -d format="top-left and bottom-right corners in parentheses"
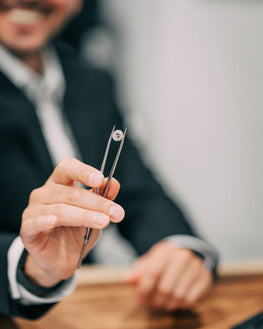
top-left (0, 43), bottom-right (65, 104)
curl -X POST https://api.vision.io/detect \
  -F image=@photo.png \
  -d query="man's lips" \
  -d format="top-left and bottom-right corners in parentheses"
top-left (0, 1), bottom-right (54, 27)
top-left (7, 8), bottom-right (45, 25)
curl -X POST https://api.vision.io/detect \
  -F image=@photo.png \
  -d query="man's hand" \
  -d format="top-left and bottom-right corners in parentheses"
top-left (125, 241), bottom-right (213, 311)
top-left (20, 158), bottom-right (125, 288)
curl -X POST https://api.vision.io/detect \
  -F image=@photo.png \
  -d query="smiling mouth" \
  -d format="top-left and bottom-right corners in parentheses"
top-left (8, 8), bottom-right (45, 25)
top-left (0, 1), bottom-right (52, 25)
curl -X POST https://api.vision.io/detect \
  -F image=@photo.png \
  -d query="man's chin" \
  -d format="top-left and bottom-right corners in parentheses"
top-left (2, 38), bottom-right (47, 53)
top-left (3, 40), bottom-right (46, 59)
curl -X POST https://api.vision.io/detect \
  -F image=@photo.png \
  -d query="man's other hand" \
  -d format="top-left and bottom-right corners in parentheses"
top-left (126, 240), bottom-right (213, 311)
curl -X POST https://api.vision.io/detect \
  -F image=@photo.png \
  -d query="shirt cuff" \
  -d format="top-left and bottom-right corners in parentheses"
top-left (7, 236), bottom-right (76, 306)
top-left (164, 235), bottom-right (219, 272)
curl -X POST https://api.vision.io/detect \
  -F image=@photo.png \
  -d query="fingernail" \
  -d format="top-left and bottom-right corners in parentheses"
top-left (109, 206), bottom-right (125, 220)
top-left (93, 214), bottom-right (110, 227)
top-left (45, 215), bottom-right (57, 227)
top-left (89, 172), bottom-right (103, 186)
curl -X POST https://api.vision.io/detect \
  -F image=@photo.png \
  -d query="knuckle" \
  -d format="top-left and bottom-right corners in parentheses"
top-left (29, 188), bottom-right (41, 203)
top-left (79, 167), bottom-right (88, 183)
top-left (87, 189), bottom-right (100, 206)
top-left (86, 191), bottom-right (106, 215)
top-left (67, 188), bottom-right (82, 203)
top-left (183, 249), bottom-right (193, 259)
top-left (22, 205), bottom-right (37, 222)
top-left (56, 158), bottom-right (74, 173)
top-left (96, 194), bottom-right (107, 211)
top-left (57, 158), bottom-right (67, 171)
top-left (151, 240), bottom-right (171, 254)
top-left (192, 258), bottom-right (202, 269)
top-left (52, 204), bottom-right (63, 217)
top-left (21, 208), bottom-right (29, 221)
top-left (178, 249), bottom-right (193, 261)
top-left (154, 240), bottom-right (168, 250)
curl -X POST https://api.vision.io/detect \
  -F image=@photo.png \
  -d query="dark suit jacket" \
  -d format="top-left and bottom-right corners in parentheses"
top-left (0, 43), bottom-right (196, 319)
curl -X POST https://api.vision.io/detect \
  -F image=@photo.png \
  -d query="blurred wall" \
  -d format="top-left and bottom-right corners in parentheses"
top-left (98, 0), bottom-right (263, 264)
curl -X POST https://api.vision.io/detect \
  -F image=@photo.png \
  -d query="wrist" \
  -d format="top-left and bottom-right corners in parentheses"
top-left (24, 254), bottom-right (61, 288)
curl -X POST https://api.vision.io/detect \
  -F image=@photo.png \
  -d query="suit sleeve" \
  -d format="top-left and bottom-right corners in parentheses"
top-left (0, 232), bottom-right (16, 316)
top-left (0, 232), bottom-right (56, 319)
top-left (0, 109), bottom-right (55, 319)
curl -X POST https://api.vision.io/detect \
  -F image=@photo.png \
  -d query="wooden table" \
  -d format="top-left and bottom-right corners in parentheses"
top-left (1, 267), bottom-right (263, 329)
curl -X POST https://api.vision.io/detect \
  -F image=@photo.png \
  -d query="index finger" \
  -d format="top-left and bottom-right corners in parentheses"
top-left (48, 158), bottom-right (104, 187)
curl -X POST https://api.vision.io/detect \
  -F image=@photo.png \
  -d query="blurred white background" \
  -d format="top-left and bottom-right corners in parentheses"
top-left (84, 0), bottom-right (263, 265)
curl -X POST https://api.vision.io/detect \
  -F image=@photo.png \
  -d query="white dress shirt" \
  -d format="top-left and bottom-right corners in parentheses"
top-left (0, 44), bottom-right (218, 306)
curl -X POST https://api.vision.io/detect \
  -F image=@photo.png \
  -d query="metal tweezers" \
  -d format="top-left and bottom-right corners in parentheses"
top-left (77, 126), bottom-right (127, 268)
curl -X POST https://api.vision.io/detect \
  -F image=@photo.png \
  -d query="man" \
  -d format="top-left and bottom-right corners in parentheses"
top-left (0, 0), bottom-right (218, 319)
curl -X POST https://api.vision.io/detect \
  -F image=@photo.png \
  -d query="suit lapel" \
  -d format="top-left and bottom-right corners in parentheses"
top-left (0, 71), bottom-right (53, 181)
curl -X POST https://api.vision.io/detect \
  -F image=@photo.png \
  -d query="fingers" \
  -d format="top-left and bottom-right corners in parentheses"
top-left (48, 158), bottom-right (104, 187)
top-left (126, 242), bottom-right (171, 304)
top-left (151, 249), bottom-right (195, 308)
top-left (135, 256), bottom-right (167, 305)
top-left (165, 270), bottom-right (213, 311)
top-left (28, 179), bottom-right (124, 223)
top-left (45, 203), bottom-right (111, 228)
top-left (184, 268), bottom-right (213, 305)
top-left (169, 255), bottom-right (202, 299)
top-left (158, 255), bottom-right (212, 311)
top-left (127, 242), bottom-right (214, 312)
top-left (164, 256), bottom-right (205, 310)
top-left (96, 178), bottom-right (120, 200)
top-left (24, 201), bottom-right (124, 231)
top-left (31, 178), bottom-right (120, 205)
top-left (20, 212), bottom-right (105, 248)
top-left (20, 215), bottom-right (57, 239)
top-left (97, 178), bottom-right (121, 200)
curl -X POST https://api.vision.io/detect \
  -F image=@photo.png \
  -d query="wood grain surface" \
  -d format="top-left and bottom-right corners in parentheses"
top-left (10, 273), bottom-right (263, 329)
